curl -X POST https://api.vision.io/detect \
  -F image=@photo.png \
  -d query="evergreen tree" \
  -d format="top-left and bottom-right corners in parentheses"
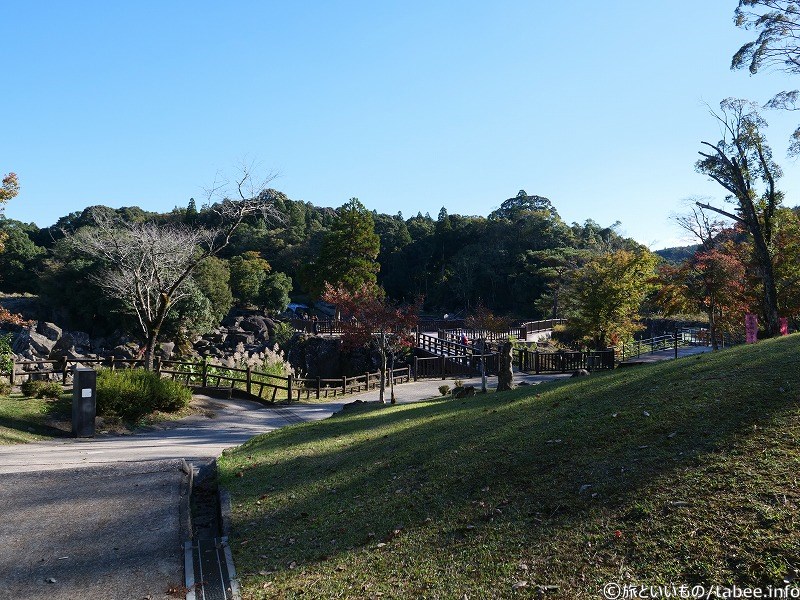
top-left (310, 198), bottom-right (380, 296)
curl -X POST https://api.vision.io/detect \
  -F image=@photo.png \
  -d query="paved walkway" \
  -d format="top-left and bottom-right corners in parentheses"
top-left (0, 397), bottom-right (351, 474)
top-left (0, 460), bottom-right (188, 600)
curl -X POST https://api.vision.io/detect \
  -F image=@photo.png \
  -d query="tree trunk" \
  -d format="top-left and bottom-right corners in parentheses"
top-left (708, 296), bottom-right (719, 351)
top-left (389, 352), bottom-right (396, 404)
top-left (379, 331), bottom-right (386, 404)
top-left (752, 228), bottom-right (780, 337)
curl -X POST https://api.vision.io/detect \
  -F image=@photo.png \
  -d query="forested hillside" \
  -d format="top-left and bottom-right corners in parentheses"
top-left (0, 189), bottom-right (640, 332)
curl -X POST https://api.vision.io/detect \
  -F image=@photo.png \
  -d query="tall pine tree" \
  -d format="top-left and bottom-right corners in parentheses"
top-left (309, 198), bottom-right (380, 297)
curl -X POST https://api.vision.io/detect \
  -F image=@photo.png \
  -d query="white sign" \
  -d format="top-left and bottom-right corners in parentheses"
top-left (81, 388), bottom-right (92, 398)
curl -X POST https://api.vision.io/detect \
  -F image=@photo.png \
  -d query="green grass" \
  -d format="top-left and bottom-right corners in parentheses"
top-left (218, 335), bottom-right (800, 599)
top-left (0, 393), bottom-right (72, 444)
top-left (0, 381), bottom-right (198, 444)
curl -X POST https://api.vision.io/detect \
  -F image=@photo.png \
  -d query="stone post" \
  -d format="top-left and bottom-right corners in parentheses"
top-left (496, 341), bottom-right (514, 392)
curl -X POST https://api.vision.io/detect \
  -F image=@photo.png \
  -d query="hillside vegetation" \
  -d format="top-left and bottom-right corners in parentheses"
top-left (219, 336), bottom-right (800, 599)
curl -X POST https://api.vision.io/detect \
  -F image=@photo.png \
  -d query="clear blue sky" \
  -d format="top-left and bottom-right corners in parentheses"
top-left (3, 1), bottom-right (800, 249)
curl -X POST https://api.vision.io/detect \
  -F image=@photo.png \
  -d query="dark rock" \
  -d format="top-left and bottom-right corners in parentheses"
top-left (11, 330), bottom-right (31, 354)
top-left (36, 322), bottom-right (62, 341)
top-left (111, 344), bottom-right (137, 360)
top-left (228, 333), bottom-right (254, 346)
top-left (207, 332), bottom-right (227, 344)
top-left (452, 385), bottom-right (476, 399)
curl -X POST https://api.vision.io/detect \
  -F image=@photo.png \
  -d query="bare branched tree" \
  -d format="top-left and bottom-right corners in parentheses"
top-left (69, 167), bottom-right (281, 369)
top-left (673, 201), bottom-right (728, 251)
top-left (695, 99), bottom-right (783, 336)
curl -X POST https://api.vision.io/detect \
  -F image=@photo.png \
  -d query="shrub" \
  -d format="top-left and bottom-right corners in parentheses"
top-left (21, 379), bottom-right (46, 398)
top-left (96, 369), bottom-right (191, 422)
top-left (36, 381), bottom-right (64, 399)
top-left (438, 385), bottom-right (450, 396)
top-left (272, 321), bottom-right (294, 348)
top-left (454, 379), bottom-right (464, 388)
top-left (0, 381), bottom-right (11, 396)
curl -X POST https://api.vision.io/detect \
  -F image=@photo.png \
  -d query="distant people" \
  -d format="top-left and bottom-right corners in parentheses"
top-left (460, 332), bottom-right (469, 346)
top-left (311, 314), bottom-right (319, 335)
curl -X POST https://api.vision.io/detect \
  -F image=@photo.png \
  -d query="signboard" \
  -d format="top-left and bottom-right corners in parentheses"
top-left (780, 317), bottom-right (789, 336)
top-left (745, 314), bottom-right (758, 344)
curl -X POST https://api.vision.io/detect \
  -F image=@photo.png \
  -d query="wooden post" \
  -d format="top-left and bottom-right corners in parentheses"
top-left (201, 358), bottom-right (208, 388)
top-left (316, 376), bottom-right (321, 400)
top-left (365, 372), bottom-right (370, 391)
top-left (413, 356), bottom-right (419, 382)
top-left (9, 361), bottom-right (14, 386)
top-left (342, 375), bottom-right (347, 394)
top-left (441, 356), bottom-right (446, 380)
top-left (674, 333), bottom-right (678, 359)
top-left (110, 357), bottom-right (116, 371)
top-left (155, 357), bottom-right (162, 377)
top-left (287, 374), bottom-right (293, 403)
top-left (246, 365), bottom-right (252, 395)
top-left (535, 350), bottom-right (540, 374)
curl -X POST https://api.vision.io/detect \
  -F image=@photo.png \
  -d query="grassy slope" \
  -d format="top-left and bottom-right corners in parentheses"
top-left (0, 394), bottom-right (71, 444)
top-left (219, 336), bottom-right (800, 599)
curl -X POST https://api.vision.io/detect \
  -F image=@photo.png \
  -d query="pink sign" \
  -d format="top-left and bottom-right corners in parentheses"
top-left (780, 317), bottom-right (789, 336)
top-left (745, 314), bottom-right (758, 344)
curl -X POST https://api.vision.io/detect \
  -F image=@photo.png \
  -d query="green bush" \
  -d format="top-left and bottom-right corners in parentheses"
top-left (0, 380), bottom-right (12, 396)
top-left (96, 369), bottom-right (191, 421)
top-left (36, 381), bottom-right (64, 399)
top-left (438, 384), bottom-right (450, 396)
top-left (21, 379), bottom-right (53, 398)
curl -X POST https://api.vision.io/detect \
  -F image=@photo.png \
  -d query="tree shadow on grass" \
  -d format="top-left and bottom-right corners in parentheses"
top-left (221, 336), bottom-right (800, 597)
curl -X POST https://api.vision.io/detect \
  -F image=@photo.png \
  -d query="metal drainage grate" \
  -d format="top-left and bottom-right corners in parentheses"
top-left (185, 537), bottom-right (239, 600)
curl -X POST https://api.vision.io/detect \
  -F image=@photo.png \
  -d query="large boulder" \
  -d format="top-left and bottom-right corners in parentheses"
top-left (27, 330), bottom-right (56, 356)
top-left (158, 342), bottom-right (176, 360)
top-left (36, 322), bottom-right (62, 342)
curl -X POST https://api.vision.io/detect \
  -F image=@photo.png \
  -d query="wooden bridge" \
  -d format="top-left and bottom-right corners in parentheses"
top-left (412, 319), bottom-right (615, 379)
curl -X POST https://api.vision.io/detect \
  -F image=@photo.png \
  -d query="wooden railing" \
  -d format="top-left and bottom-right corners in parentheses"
top-left (290, 318), bottom-right (347, 335)
top-left (412, 353), bottom-right (498, 380)
top-left (440, 318), bottom-right (567, 344)
top-left (513, 348), bottom-right (615, 373)
top-left (9, 357), bottom-right (412, 403)
top-left (613, 328), bottom-right (735, 362)
top-left (416, 332), bottom-right (471, 357)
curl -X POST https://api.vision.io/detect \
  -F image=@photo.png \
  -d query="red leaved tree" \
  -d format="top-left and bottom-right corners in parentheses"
top-left (322, 283), bottom-right (420, 403)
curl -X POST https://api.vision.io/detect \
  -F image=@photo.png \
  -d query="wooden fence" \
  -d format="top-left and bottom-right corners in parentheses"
top-left (441, 318), bottom-right (567, 343)
top-left (612, 328), bottom-right (735, 362)
top-left (412, 353), bottom-right (499, 380)
top-left (513, 348), bottom-right (615, 373)
top-left (416, 332), bottom-right (471, 357)
top-left (9, 357), bottom-right (412, 403)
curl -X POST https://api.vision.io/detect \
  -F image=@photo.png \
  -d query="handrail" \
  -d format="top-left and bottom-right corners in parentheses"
top-left (7, 357), bottom-right (412, 403)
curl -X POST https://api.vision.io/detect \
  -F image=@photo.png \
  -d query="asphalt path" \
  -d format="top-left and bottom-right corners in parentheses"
top-left (0, 460), bottom-right (188, 600)
top-left (0, 396), bottom-right (350, 474)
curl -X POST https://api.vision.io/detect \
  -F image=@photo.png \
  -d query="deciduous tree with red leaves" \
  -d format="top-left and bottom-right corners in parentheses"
top-left (322, 283), bottom-right (420, 403)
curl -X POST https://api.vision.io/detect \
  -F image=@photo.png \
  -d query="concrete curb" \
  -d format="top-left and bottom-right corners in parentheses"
top-left (218, 487), bottom-right (241, 599)
top-left (218, 487), bottom-right (233, 538)
top-left (179, 459), bottom-right (194, 542)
